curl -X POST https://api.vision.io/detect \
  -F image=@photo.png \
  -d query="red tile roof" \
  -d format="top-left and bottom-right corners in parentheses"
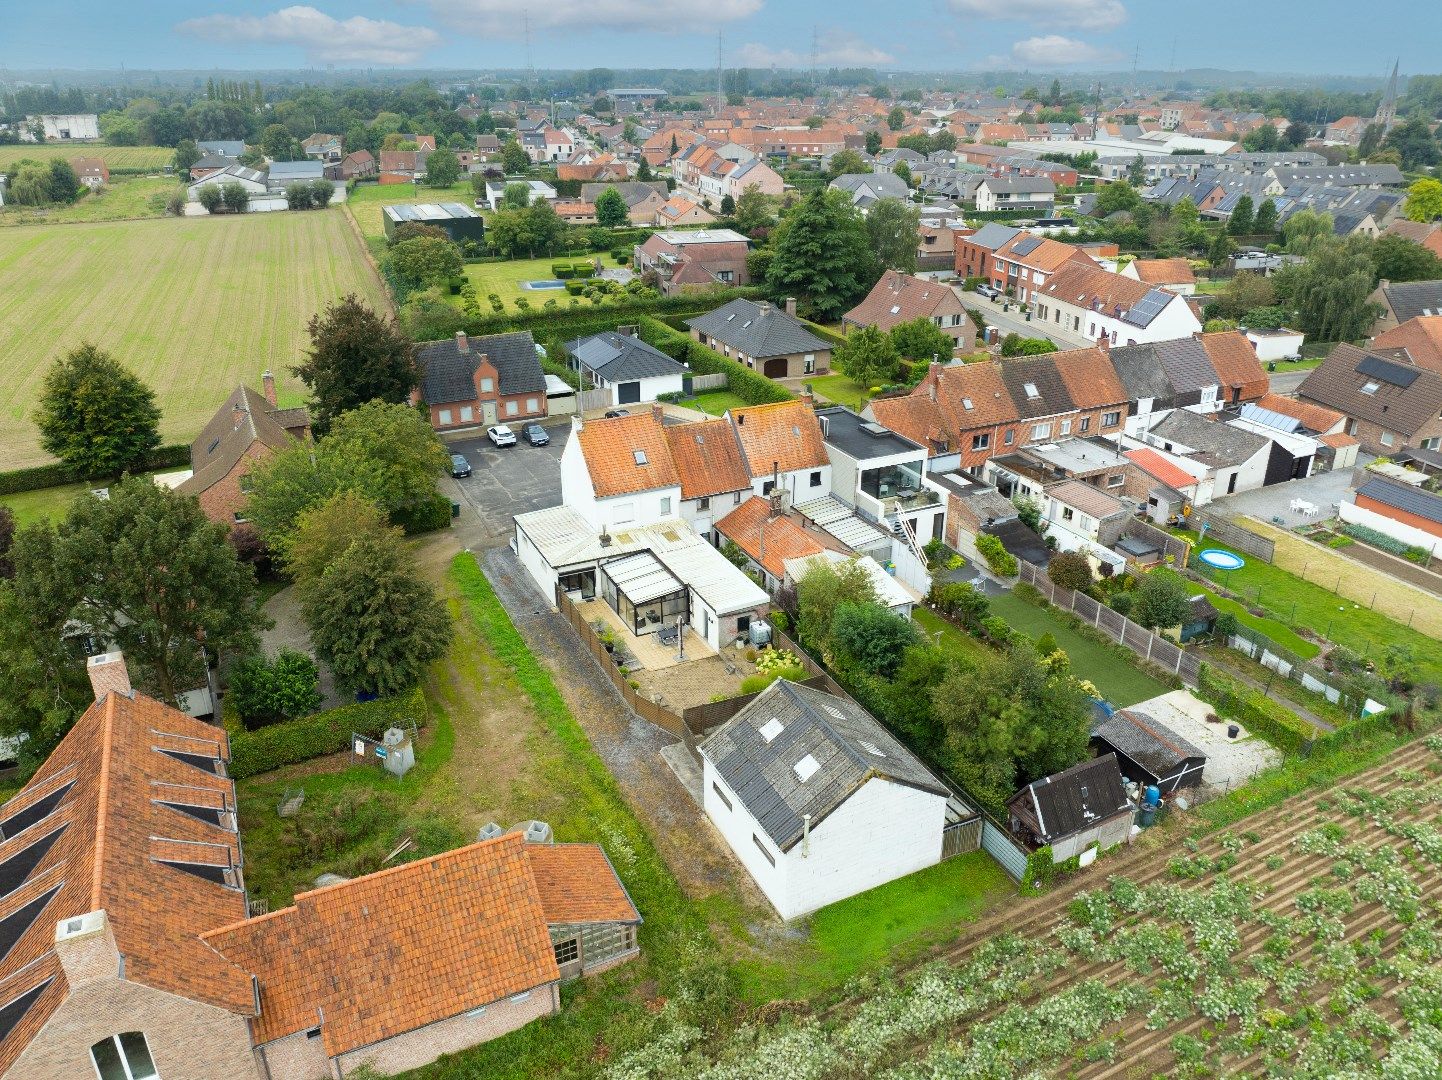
top-left (1253, 392), bottom-right (1343, 433)
top-left (843, 270), bottom-right (964, 333)
top-left (1124, 447), bottom-right (1198, 493)
top-left (577, 413), bottom-right (680, 498)
top-left (868, 362), bottom-right (1015, 451)
top-left (1052, 346), bottom-right (1127, 410)
top-left (527, 844), bottom-right (641, 924)
top-left (1373, 316), bottom-right (1442, 374)
top-left (714, 497), bottom-right (824, 580)
top-left (729, 399), bottom-right (828, 477)
top-left (664, 418), bottom-right (752, 500)
top-left (1199, 331), bottom-right (1269, 402)
top-left (1131, 258), bottom-right (1196, 285)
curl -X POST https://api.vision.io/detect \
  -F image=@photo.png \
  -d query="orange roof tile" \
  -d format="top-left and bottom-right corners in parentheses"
top-left (995, 234), bottom-right (1086, 274)
top-left (1254, 392), bottom-right (1344, 433)
top-left (1199, 331), bottom-right (1269, 401)
top-left (729, 399), bottom-right (828, 477)
top-left (843, 270), bottom-right (964, 333)
top-left (526, 844), bottom-right (641, 925)
top-left (1039, 260), bottom-right (1155, 312)
top-left (1124, 447), bottom-right (1198, 493)
top-left (1131, 258), bottom-right (1196, 285)
top-left (1052, 346), bottom-right (1127, 410)
top-left (868, 361), bottom-right (1015, 451)
top-left (1318, 432), bottom-right (1360, 448)
top-left (664, 419), bottom-right (752, 500)
top-left (578, 413), bottom-right (680, 498)
top-left (205, 835), bottom-right (581, 1057)
top-left (714, 497), bottom-right (824, 580)
top-left (0, 691), bottom-right (254, 1075)
top-left (1373, 316), bottom-right (1442, 374)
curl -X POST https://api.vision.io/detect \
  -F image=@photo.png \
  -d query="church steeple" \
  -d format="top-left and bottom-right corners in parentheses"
top-left (1375, 60), bottom-right (1400, 134)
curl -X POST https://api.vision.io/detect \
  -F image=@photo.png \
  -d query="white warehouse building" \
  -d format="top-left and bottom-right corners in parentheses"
top-left (700, 680), bottom-right (952, 920)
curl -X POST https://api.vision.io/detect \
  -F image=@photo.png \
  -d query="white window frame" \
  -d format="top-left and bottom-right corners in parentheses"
top-left (1031, 423), bottom-right (1051, 441)
top-left (659, 496), bottom-right (673, 515)
top-left (438, 409), bottom-right (453, 426)
top-left (479, 377), bottom-right (494, 393)
top-left (90, 1033), bottom-right (158, 1080)
top-left (505, 400), bottom-right (519, 417)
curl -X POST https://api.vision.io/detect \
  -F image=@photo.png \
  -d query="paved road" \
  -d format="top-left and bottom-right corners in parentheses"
top-left (442, 420), bottom-right (569, 547)
top-left (955, 289), bottom-right (1091, 349)
top-left (1267, 369), bottom-right (1310, 396)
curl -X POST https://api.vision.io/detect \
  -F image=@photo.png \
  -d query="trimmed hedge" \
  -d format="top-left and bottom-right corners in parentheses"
top-left (635, 317), bottom-right (792, 406)
top-left (449, 286), bottom-right (765, 340)
top-left (801, 320), bottom-right (847, 348)
top-left (975, 534), bottom-right (1019, 577)
top-left (392, 492), bottom-right (454, 535)
top-left (0, 443), bottom-right (191, 497)
top-left (228, 687), bottom-right (426, 779)
top-left (1195, 665), bottom-right (1317, 755)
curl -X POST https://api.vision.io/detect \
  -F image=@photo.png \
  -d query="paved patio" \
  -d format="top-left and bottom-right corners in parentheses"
top-left (1130, 689), bottom-right (1282, 795)
top-left (578, 598), bottom-right (714, 671)
top-left (632, 649), bottom-right (762, 713)
top-left (1211, 455), bottom-right (1372, 528)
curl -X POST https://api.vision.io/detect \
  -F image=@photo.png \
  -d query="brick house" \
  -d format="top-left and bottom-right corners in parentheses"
top-left (580, 181), bottom-right (668, 224)
top-left (414, 330), bottom-right (547, 431)
top-left (1352, 475), bottom-right (1442, 541)
top-left (986, 233), bottom-right (1090, 303)
top-left (71, 156), bottom-right (108, 188)
top-left (0, 653), bottom-right (640, 1080)
top-left (1371, 314), bottom-right (1442, 374)
top-left (634, 229), bottom-right (750, 296)
top-left (1297, 343), bottom-right (1442, 455)
top-left (330, 149), bottom-right (375, 181)
top-left (843, 270), bottom-right (975, 351)
top-left (952, 222), bottom-right (1021, 281)
top-left (686, 297), bottom-right (832, 379)
top-left (378, 149), bottom-right (430, 184)
top-left (176, 374), bottom-right (309, 526)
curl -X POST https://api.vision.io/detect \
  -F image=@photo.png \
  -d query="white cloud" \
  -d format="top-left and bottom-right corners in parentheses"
top-left (177, 6), bottom-right (442, 66)
top-left (420, 0), bottom-right (762, 35)
top-left (1005, 35), bottom-right (1121, 66)
top-left (948, 0), bottom-right (1126, 31)
top-left (734, 33), bottom-right (895, 68)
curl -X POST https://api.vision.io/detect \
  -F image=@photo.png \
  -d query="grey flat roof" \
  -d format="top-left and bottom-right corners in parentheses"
top-left (384, 202), bottom-right (480, 222)
top-left (817, 406), bottom-right (923, 461)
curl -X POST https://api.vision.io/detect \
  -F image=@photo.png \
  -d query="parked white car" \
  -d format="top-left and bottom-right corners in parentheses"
top-left (487, 424), bottom-right (517, 447)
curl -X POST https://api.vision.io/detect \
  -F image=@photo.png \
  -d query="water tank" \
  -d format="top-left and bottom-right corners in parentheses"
top-left (523, 820), bottom-right (554, 844)
top-left (477, 821), bottom-right (503, 841)
top-left (1143, 785), bottom-right (1161, 809)
top-left (748, 620), bottom-right (773, 647)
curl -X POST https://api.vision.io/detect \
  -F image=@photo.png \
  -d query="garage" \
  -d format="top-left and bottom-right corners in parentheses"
top-left (764, 357), bottom-right (788, 378)
top-left (618, 381), bottom-right (642, 405)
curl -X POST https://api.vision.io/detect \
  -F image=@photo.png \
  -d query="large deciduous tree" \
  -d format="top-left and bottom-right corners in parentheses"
top-left (765, 189), bottom-right (878, 322)
top-left (1372, 233), bottom-right (1442, 284)
top-left (425, 148), bottom-right (461, 187)
top-left (834, 325), bottom-right (901, 386)
top-left (382, 236), bottom-right (463, 293)
top-left (1272, 236), bottom-right (1382, 343)
top-left (1404, 178), bottom-right (1442, 223)
top-left (594, 185), bottom-right (629, 228)
top-left (500, 139), bottom-right (530, 174)
top-left (829, 601), bottom-right (920, 679)
top-left (796, 558), bottom-right (877, 656)
top-left (33, 343), bottom-right (161, 480)
top-left (293, 295), bottom-right (419, 435)
top-left (889, 317), bottom-right (955, 363)
top-left (864, 196), bottom-right (921, 273)
top-left (1130, 569), bottom-right (1192, 630)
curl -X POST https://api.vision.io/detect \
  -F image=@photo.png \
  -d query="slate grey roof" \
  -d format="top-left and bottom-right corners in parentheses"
top-left (267, 160), bottom-right (323, 181)
top-left (197, 140), bottom-right (244, 158)
top-left (999, 355), bottom-right (1074, 420)
top-left (1007, 753), bottom-right (1131, 843)
top-left (1151, 336), bottom-right (1220, 396)
top-left (700, 681), bottom-right (947, 852)
top-left (1147, 410), bottom-right (1269, 468)
top-left (686, 299), bottom-right (830, 359)
top-left (829, 172), bottom-right (910, 201)
top-left (979, 174), bottom-right (1056, 194)
top-left (1356, 475), bottom-right (1442, 526)
top-left (417, 330), bottom-right (542, 404)
top-left (984, 517), bottom-right (1050, 566)
top-left (177, 386), bottom-right (304, 498)
top-left (580, 180), bottom-right (667, 207)
top-left (962, 222), bottom-right (1023, 251)
top-left (1382, 280), bottom-right (1442, 324)
top-left (564, 331), bottom-right (686, 382)
top-left (1109, 343), bottom-right (1179, 403)
top-left (1093, 711), bottom-right (1206, 781)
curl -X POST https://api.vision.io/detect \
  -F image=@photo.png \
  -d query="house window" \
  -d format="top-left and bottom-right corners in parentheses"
top-left (1004, 429), bottom-right (1015, 445)
top-left (1079, 416), bottom-right (1091, 432)
top-left (460, 406), bottom-right (475, 423)
top-left (711, 782), bottom-right (733, 811)
top-left (238, 474), bottom-right (254, 494)
top-left (659, 496), bottom-right (673, 515)
top-left (526, 398), bottom-right (539, 413)
top-left (1102, 411), bottom-right (1121, 427)
top-left (479, 377), bottom-right (494, 393)
top-left (1062, 507), bottom-right (1075, 522)
top-left (438, 409), bottom-right (453, 426)
top-left (90, 1033), bottom-right (158, 1080)
top-left (505, 401), bottom-right (519, 417)
top-left (697, 496), bottom-right (711, 511)
top-left (809, 471), bottom-right (822, 487)
top-left (752, 833), bottom-right (776, 867)
top-left (734, 491), bottom-right (744, 504)
top-left (1031, 423), bottom-right (1051, 441)
top-left (1107, 474), bottom-right (1125, 488)
top-left (1423, 438), bottom-right (1441, 451)
top-left (971, 433), bottom-right (990, 451)
top-left (1059, 419), bottom-right (1072, 436)
top-left (804, 355), bottom-right (815, 374)
top-left (553, 938), bottom-right (580, 966)
top-left (1380, 431), bottom-right (1395, 447)
top-left (762, 480), bottom-right (776, 495)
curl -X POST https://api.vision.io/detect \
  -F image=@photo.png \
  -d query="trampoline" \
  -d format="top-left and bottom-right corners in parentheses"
top-left (1198, 549), bottom-right (1245, 571)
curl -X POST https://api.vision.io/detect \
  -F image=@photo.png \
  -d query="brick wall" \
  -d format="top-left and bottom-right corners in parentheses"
top-left (255, 1029), bottom-right (330, 1080)
top-left (330, 982), bottom-right (559, 1077)
top-left (10, 978), bottom-right (261, 1080)
top-left (1343, 415), bottom-right (1442, 457)
top-left (196, 441), bottom-right (273, 526)
top-left (428, 392), bottom-right (546, 431)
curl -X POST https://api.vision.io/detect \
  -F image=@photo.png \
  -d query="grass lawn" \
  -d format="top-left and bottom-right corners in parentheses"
top-left (0, 210), bottom-right (384, 469)
top-left (1176, 528), bottom-right (1442, 683)
top-left (465, 253), bottom-right (621, 311)
top-left (1184, 579), bottom-right (1320, 659)
top-left (0, 471), bottom-right (165, 526)
top-left (913, 606), bottom-right (993, 665)
top-left (1264, 356), bottom-right (1324, 373)
top-left (729, 851), bottom-right (1012, 1002)
top-left (808, 373), bottom-right (870, 410)
top-left (689, 389), bottom-right (751, 416)
top-left (0, 177), bottom-right (178, 228)
top-left (345, 179), bottom-right (478, 244)
top-left (987, 590), bottom-right (1171, 706)
top-left (0, 144), bottom-right (174, 170)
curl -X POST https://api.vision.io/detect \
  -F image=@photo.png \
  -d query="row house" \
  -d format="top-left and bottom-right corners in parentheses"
top-left (987, 233), bottom-right (1090, 303)
top-left (1033, 261), bottom-right (1202, 347)
top-left (866, 332), bottom-right (1268, 476)
top-left (673, 141), bottom-right (784, 204)
top-left (953, 222), bottom-right (1021, 280)
top-left (1298, 344), bottom-right (1442, 456)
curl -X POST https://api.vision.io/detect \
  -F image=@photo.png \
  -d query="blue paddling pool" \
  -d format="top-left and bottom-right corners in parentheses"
top-left (1199, 549), bottom-right (1245, 571)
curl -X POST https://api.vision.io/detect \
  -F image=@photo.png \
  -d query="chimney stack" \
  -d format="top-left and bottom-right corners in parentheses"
top-left (87, 652), bottom-right (131, 703)
top-left (617, 324), bottom-right (638, 338)
top-left (651, 402), bottom-right (665, 423)
top-left (455, 330), bottom-right (469, 354)
top-left (785, 297), bottom-right (797, 317)
top-left (54, 910), bottom-right (120, 989)
top-left (261, 370), bottom-right (277, 408)
top-left (756, 301), bottom-right (770, 316)
top-left (1097, 334), bottom-right (1110, 353)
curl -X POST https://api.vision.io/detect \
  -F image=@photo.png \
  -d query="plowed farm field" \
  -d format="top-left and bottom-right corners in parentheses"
top-left (0, 210), bottom-right (385, 468)
top-left (598, 737), bottom-right (1442, 1080)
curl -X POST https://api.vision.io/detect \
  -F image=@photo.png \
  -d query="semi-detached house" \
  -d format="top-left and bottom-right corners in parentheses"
top-left (414, 330), bottom-right (547, 431)
top-left (1034, 261), bottom-right (1202, 347)
top-left (987, 233), bottom-right (1089, 303)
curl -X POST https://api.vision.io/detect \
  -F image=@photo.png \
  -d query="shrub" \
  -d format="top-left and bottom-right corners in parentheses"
top-left (0, 443), bottom-right (189, 495)
top-left (227, 650), bottom-right (323, 730)
top-left (228, 688), bottom-right (425, 778)
top-left (739, 666), bottom-right (807, 695)
top-left (976, 534), bottom-right (1019, 576)
top-left (391, 492), bottom-right (454, 535)
top-left (1339, 522), bottom-right (1429, 563)
top-left (1214, 611), bottom-right (1239, 639)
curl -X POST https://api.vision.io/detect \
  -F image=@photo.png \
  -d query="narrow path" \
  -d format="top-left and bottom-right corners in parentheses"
top-left (1195, 651), bottom-right (1335, 734)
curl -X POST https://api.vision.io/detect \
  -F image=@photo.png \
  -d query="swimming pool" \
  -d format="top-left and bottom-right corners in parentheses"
top-left (520, 279), bottom-right (566, 290)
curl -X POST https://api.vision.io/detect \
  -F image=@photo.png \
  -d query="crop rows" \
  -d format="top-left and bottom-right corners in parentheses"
top-left (603, 736), bottom-right (1442, 1080)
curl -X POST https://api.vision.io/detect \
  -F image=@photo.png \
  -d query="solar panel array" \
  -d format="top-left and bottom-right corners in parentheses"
top-left (1122, 288), bottom-right (1171, 328)
top-left (1011, 235), bottom-right (1044, 257)
top-left (1357, 353), bottom-right (1420, 389)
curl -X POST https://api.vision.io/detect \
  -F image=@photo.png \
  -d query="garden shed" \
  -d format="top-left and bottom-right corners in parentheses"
top-left (1091, 709), bottom-right (1208, 794)
top-left (1007, 753), bottom-right (1133, 862)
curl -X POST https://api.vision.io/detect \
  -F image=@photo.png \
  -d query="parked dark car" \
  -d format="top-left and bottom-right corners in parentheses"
top-left (523, 423), bottom-right (550, 446)
top-left (604, 408), bottom-right (630, 418)
top-left (450, 453), bottom-right (472, 478)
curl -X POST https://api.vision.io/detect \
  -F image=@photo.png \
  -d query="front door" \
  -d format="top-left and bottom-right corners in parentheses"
top-left (482, 400), bottom-right (498, 427)
top-left (764, 357), bottom-right (789, 378)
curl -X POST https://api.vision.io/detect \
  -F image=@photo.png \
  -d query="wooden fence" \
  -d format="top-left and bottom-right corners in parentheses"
top-left (1017, 560), bottom-right (1201, 685)
top-left (681, 675), bottom-right (830, 735)
top-left (688, 372), bottom-right (728, 392)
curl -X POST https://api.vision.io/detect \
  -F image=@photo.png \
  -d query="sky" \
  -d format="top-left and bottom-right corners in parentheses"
top-left (3, 0), bottom-right (1438, 79)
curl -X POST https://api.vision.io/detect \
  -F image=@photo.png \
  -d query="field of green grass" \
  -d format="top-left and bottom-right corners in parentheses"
top-left (987, 590), bottom-right (1172, 706)
top-left (0, 176), bottom-right (179, 228)
top-left (0, 210), bottom-right (385, 468)
top-left (0, 144), bottom-right (174, 170)
top-left (1184, 579), bottom-right (1321, 659)
top-left (912, 606), bottom-right (994, 665)
top-left (807, 372), bottom-right (870, 409)
top-left (0, 471), bottom-right (167, 526)
top-left (464, 253), bottom-right (622, 308)
top-left (689, 389), bottom-right (750, 416)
